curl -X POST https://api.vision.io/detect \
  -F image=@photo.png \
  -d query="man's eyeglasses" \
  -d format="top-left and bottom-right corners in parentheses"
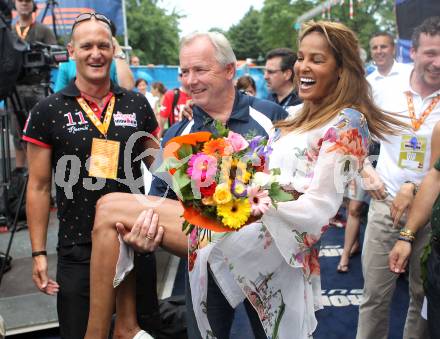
top-left (264, 69), bottom-right (284, 75)
top-left (71, 12), bottom-right (111, 33)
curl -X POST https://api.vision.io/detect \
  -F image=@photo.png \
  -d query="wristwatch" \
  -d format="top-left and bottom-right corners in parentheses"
top-left (114, 51), bottom-right (126, 60)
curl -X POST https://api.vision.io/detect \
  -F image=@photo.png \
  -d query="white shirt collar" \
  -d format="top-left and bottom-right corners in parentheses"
top-left (371, 60), bottom-right (402, 79)
top-left (406, 70), bottom-right (440, 100)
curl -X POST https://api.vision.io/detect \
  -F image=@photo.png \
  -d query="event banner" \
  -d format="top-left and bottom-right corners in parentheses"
top-left (32, 0), bottom-right (124, 36)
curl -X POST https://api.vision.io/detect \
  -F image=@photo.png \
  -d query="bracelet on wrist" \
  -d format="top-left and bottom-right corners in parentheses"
top-left (398, 236), bottom-right (414, 244)
top-left (32, 250), bottom-right (47, 257)
top-left (400, 227), bottom-right (416, 238)
top-left (399, 228), bottom-right (415, 243)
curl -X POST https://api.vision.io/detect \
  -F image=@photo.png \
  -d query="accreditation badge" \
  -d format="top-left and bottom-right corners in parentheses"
top-left (398, 135), bottom-right (426, 172)
top-left (89, 138), bottom-right (120, 179)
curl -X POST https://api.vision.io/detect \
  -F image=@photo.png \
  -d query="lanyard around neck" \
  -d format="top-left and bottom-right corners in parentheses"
top-left (76, 95), bottom-right (115, 137)
top-left (405, 91), bottom-right (440, 131)
top-left (15, 21), bottom-right (32, 40)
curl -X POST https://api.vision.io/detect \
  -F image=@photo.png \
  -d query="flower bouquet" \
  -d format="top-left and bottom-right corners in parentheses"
top-left (158, 122), bottom-right (293, 234)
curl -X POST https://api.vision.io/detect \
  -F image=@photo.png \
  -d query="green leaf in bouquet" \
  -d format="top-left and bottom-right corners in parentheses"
top-left (180, 184), bottom-right (194, 201)
top-left (214, 120), bottom-right (230, 137)
top-left (178, 143), bottom-right (194, 159)
top-left (154, 157), bottom-right (185, 174)
top-left (172, 168), bottom-right (191, 200)
top-left (269, 182), bottom-right (294, 204)
top-left (244, 129), bottom-right (258, 140)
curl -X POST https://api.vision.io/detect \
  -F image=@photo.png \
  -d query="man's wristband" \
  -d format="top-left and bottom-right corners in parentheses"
top-left (32, 250), bottom-right (47, 257)
top-left (398, 236), bottom-right (414, 244)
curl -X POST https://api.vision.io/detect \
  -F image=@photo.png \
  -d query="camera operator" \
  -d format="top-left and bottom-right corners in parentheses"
top-left (7, 0), bottom-right (56, 171)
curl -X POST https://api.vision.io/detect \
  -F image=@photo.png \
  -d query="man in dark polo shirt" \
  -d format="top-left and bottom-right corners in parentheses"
top-left (264, 48), bottom-right (301, 110)
top-left (88, 32), bottom-right (288, 339)
top-left (23, 13), bottom-right (159, 339)
top-left (153, 33), bottom-right (287, 339)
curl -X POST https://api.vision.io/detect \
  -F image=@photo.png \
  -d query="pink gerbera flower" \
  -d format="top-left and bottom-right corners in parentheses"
top-left (187, 153), bottom-right (217, 186)
top-left (247, 185), bottom-right (271, 216)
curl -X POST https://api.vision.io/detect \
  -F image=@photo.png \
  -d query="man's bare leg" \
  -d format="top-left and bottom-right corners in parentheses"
top-left (85, 193), bottom-right (187, 339)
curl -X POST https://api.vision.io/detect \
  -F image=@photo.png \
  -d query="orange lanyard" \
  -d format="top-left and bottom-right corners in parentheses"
top-left (76, 95), bottom-right (115, 137)
top-left (405, 91), bottom-right (440, 131)
top-left (15, 22), bottom-right (32, 40)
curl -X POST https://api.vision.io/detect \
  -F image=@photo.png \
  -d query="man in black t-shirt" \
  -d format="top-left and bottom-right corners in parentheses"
top-left (24, 14), bottom-right (159, 339)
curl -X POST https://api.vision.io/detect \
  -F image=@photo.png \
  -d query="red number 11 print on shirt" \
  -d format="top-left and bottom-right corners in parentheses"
top-left (64, 112), bottom-right (88, 126)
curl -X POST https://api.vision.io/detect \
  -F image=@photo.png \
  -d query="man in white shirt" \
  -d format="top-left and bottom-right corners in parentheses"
top-left (357, 17), bottom-right (440, 339)
top-left (367, 32), bottom-right (413, 108)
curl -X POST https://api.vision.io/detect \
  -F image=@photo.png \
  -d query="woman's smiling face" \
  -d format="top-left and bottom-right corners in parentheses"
top-left (294, 31), bottom-right (340, 106)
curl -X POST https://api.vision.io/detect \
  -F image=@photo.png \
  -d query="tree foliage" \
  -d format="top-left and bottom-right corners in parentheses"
top-left (259, 0), bottom-right (315, 52)
top-left (124, 0), bottom-right (395, 65)
top-left (225, 0), bottom-right (395, 61)
top-left (126, 0), bottom-right (180, 65)
top-left (320, 0), bottom-right (395, 56)
top-left (227, 7), bottom-right (264, 60)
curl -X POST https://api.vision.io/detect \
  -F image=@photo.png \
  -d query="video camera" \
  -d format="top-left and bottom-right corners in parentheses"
top-left (23, 42), bottom-right (69, 71)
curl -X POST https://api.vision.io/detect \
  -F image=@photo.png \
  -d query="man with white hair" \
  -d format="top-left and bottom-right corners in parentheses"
top-left (86, 31), bottom-right (288, 339)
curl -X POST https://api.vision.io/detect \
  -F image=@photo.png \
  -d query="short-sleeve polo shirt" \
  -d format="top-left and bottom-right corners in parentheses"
top-left (149, 90), bottom-right (288, 200)
top-left (23, 80), bottom-right (159, 247)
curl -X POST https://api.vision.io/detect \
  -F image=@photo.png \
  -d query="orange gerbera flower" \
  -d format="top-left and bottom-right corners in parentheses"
top-left (166, 131), bottom-right (212, 147)
top-left (203, 138), bottom-right (232, 157)
top-left (164, 131), bottom-right (212, 160)
top-left (163, 132), bottom-right (213, 175)
top-left (182, 205), bottom-right (233, 232)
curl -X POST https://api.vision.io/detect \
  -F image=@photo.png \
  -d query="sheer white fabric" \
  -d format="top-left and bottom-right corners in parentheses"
top-left (189, 108), bottom-right (370, 339)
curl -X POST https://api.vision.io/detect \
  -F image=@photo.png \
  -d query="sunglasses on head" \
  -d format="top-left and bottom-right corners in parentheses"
top-left (71, 12), bottom-right (111, 33)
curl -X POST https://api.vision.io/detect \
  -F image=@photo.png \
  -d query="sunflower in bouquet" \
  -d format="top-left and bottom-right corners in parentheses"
top-left (158, 122), bottom-right (293, 234)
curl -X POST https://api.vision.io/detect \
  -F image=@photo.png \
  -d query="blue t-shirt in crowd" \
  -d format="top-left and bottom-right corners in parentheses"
top-left (54, 59), bottom-right (118, 92)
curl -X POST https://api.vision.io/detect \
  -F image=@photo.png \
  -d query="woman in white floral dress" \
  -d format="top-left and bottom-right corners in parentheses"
top-left (84, 21), bottom-right (405, 339)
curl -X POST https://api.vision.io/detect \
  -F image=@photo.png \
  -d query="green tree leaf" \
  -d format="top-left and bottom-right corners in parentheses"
top-left (227, 7), bottom-right (265, 60)
top-left (126, 0), bottom-right (180, 64)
